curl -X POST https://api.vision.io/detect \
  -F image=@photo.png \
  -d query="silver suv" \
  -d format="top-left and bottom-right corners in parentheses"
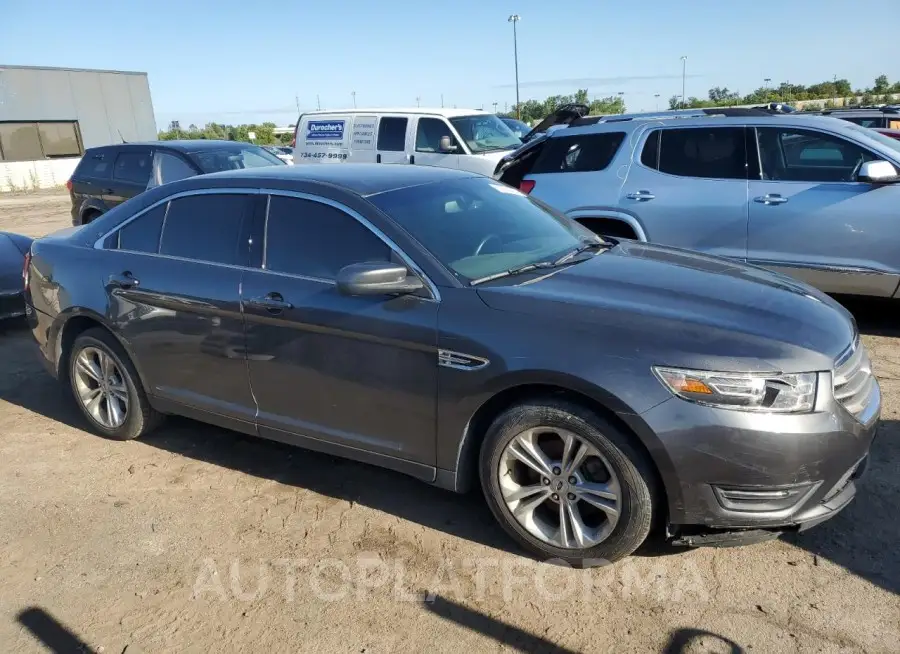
top-left (495, 109), bottom-right (900, 297)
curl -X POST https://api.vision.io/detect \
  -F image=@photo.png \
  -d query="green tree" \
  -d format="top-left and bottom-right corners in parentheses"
top-left (873, 75), bottom-right (890, 93)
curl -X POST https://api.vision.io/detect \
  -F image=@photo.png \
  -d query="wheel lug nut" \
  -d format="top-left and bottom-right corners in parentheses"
top-left (552, 466), bottom-right (561, 475)
top-left (551, 493), bottom-right (559, 501)
top-left (567, 493), bottom-right (576, 501)
top-left (568, 476), bottom-right (577, 484)
top-left (542, 477), bottom-right (550, 485)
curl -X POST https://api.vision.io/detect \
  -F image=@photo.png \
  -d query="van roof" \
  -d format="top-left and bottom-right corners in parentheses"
top-left (302, 108), bottom-right (492, 119)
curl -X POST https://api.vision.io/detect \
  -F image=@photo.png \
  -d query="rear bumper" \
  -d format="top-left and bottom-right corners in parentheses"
top-left (0, 289), bottom-right (25, 320)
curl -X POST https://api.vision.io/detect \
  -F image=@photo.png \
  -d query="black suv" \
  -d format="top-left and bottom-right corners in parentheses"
top-left (67, 140), bottom-right (284, 225)
top-left (811, 105), bottom-right (900, 129)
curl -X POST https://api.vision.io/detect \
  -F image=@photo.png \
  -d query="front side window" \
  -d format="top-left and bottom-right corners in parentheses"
top-left (377, 117), bottom-right (408, 151)
top-left (654, 127), bottom-right (746, 180)
top-left (531, 132), bottom-right (625, 173)
top-left (415, 118), bottom-right (461, 153)
top-left (190, 146), bottom-right (283, 173)
top-left (159, 194), bottom-right (251, 265)
top-left (449, 114), bottom-right (522, 153)
top-left (264, 196), bottom-right (391, 279)
top-left (756, 127), bottom-right (876, 182)
top-left (368, 177), bottom-right (597, 282)
top-left (113, 151), bottom-right (152, 185)
top-left (116, 204), bottom-right (166, 253)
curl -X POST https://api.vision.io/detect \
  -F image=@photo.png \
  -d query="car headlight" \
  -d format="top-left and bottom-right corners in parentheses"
top-left (653, 367), bottom-right (817, 413)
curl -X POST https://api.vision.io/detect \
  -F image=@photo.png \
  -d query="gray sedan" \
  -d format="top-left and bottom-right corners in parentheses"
top-left (25, 164), bottom-right (879, 563)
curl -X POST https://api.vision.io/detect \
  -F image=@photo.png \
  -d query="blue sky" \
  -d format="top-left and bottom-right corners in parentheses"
top-left (2, 0), bottom-right (895, 129)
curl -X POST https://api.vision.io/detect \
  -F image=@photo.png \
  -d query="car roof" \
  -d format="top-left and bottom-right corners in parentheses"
top-left (85, 140), bottom-right (266, 154)
top-left (546, 111), bottom-right (858, 137)
top-left (195, 162), bottom-right (479, 196)
top-left (302, 107), bottom-right (492, 119)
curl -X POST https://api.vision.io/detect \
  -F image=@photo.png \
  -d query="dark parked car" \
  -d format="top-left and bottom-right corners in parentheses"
top-left (67, 140), bottom-right (285, 226)
top-left (810, 105), bottom-right (900, 129)
top-left (27, 164), bottom-right (879, 563)
top-left (0, 231), bottom-right (32, 320)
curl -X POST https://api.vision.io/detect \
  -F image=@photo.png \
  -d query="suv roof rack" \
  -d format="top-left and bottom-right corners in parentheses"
top-left (820, 105), bottom-right (900, 114)
top-left (569, 107), bottom-right (776, 125)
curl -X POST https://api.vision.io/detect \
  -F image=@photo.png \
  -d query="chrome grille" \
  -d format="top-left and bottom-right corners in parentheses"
top-left (833, 340), bottom-right (875, 421)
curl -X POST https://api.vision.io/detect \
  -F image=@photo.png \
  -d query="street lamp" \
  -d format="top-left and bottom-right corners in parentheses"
top-left (654, 93), bottom-right (660, 111)
top-left (508, 14), bottom-right (521, 119)
top-left (680, 56), bottom-right (688, 109)
top-left (351, 91), bottom-right (356, 109)
top-left (492, 101), bottom-right (498, 113)
top-left (416, 96), bottom-right (421, 107)
top-left (617, 91), bottom-right (625, 114)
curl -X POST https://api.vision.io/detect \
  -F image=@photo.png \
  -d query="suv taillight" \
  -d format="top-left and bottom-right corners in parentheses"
top-left (65, 179), bottom-right (73, 192)
top-left (519, 179), bottom-right (535, 194)
top-left (22, 251), bottom-right (31, 291)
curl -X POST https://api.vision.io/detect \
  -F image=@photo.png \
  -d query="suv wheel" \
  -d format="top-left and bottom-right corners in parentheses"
top-left (68, 328), bottom-right (162, 440)
top-left (480, 399), bottom-right (656, 565)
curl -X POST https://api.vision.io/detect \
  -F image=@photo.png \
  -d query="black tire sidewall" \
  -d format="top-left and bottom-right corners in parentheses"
top-left (68, 330), bottom-right (146, 441)
top-left (480, 400), bottom-right (656, 566)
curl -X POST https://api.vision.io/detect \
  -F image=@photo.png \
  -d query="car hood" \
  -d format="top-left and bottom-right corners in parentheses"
top-left (476, 241), bottom-right (855, 373)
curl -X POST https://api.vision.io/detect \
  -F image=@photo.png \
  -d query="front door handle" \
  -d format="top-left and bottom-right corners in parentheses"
top-left (101, 188), bottom-right (114, 195)
top-left (108, 271), bottom-right (139, 289)
top-left (754, 194), bottom-right (789, 205)
top-left (243, 292), bottom-right (293, 314)
top-left (625, 190), bottom-right (655, 201)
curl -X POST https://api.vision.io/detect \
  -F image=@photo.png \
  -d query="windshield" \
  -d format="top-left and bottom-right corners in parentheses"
top-left (501, 118), bottom-right (530, 137)
top-left (841, 122), bottom-right (900, 159)
top-left (449, 115), bottom-right (522, 154)
top-left (190, 145), bottom-right (284, 173)
top-left (368, 177), bottom-right (600, 282)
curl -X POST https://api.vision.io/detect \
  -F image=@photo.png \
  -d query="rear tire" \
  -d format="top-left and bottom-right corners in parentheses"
top-left (68, 328), bottom-right (162, 440)
top-left (479, 399), bottom-right (656, 566)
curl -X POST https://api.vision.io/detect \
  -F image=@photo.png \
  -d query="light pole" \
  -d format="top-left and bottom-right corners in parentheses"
top-left (654, 93), bottom-right (660, 111)
top-left (351, 91), bottom-right (356, 109)
top-left (617, 92), bottom-right (625, 114)
top-left (680, 56), bottom-right (688, 109)
top-left (508, 14), bottom-right (521, 119)
top-left (492, 101), bottom-right (498, 113)
top-left (416, 96), bottom-right (421, 107)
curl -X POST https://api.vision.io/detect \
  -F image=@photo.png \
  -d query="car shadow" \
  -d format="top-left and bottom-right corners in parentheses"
top-left (832, 294), bottom-right (900, 338)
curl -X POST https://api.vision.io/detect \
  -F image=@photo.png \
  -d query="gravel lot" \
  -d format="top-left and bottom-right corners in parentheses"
top-left (0, 190), bottom-right (897, 653)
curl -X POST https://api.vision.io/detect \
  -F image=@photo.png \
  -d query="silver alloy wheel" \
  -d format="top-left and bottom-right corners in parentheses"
top-left (73, 346), bottom-right (129, 430)
top-left (498, 427), bottom-right (621, 549)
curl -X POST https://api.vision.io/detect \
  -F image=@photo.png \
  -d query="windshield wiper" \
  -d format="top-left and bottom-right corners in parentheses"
top-left (469, 261), bottom-right (557, 286)
top-left (552, 239), bottom-right (609, 266)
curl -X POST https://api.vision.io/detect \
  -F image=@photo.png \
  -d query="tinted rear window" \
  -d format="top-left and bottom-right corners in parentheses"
top-left (76, 151), bottom-right (113, 179)
top-left (655, 127), bottom-right (746, 180)
top-left (531, 132), bottom-right (625, 173)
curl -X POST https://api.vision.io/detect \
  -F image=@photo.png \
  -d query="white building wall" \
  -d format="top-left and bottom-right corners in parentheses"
top-left (0, 65), bottom-right (157, 191)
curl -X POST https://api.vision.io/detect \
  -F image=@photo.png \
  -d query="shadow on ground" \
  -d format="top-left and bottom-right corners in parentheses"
top-left (0, 298), bottom-right (897, 596)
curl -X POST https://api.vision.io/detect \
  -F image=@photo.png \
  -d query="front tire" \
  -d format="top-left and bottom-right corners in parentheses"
top-left (480, 399), bottom-right (657, 566)
top-left (68, 328), bottom-right (162, 440)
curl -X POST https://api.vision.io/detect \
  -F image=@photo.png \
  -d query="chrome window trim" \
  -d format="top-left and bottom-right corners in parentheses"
top-left (94, 186), bottom-right (441, 302)
top-left (747, 258), bottom-right (891, 276)
top-left (92, 187), bottom-right (262, 249)
top-left (260, 189), bottom-right (441, 302)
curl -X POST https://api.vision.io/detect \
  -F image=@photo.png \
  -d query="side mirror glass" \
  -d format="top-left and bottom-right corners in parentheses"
top-left (858, 160), bottom-right (900, 183)
top-left (336, 262), bottom-right (424, 297)
top-left (439, 136), bottom-right (458, 153)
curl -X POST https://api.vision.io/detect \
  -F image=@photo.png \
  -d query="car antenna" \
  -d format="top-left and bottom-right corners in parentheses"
top-left (118, 129), bottom-right (127, 144)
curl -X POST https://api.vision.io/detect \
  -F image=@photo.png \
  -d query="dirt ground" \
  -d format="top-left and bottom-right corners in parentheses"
top-left (0, 190), bottom-right (897, 654)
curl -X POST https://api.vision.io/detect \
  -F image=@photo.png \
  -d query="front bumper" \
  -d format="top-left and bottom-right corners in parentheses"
top-left (639, 380), bottom-right (880, 532)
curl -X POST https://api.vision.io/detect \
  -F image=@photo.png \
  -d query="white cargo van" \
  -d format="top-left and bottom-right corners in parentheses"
top-left (292, 108), bottom-right (522, 176)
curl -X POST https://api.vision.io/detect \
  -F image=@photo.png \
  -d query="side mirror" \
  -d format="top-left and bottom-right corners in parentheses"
top-left (439, 136), bottom-right (459, 153)
top-left (858, 160), bottom-right (900, 183)
top-left (336, 261), bottom-right (424, 297)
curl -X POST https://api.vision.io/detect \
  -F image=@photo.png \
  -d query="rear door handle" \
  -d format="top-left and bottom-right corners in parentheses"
top-left (625, 190), bottom-right (655, 200)
top-left (243, 292), bottom-right (293, 314)
top-left (754, 194), bottom-right (789, 205)
top-left (108, 271), bottom-right (139, 289)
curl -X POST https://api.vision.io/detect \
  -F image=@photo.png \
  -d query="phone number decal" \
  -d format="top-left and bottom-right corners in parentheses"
top-left (300, 152), bottom-right (348, 160)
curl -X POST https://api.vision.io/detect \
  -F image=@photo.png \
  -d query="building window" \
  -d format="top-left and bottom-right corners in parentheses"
top-left (0, 121), bottom-right (84, 162)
